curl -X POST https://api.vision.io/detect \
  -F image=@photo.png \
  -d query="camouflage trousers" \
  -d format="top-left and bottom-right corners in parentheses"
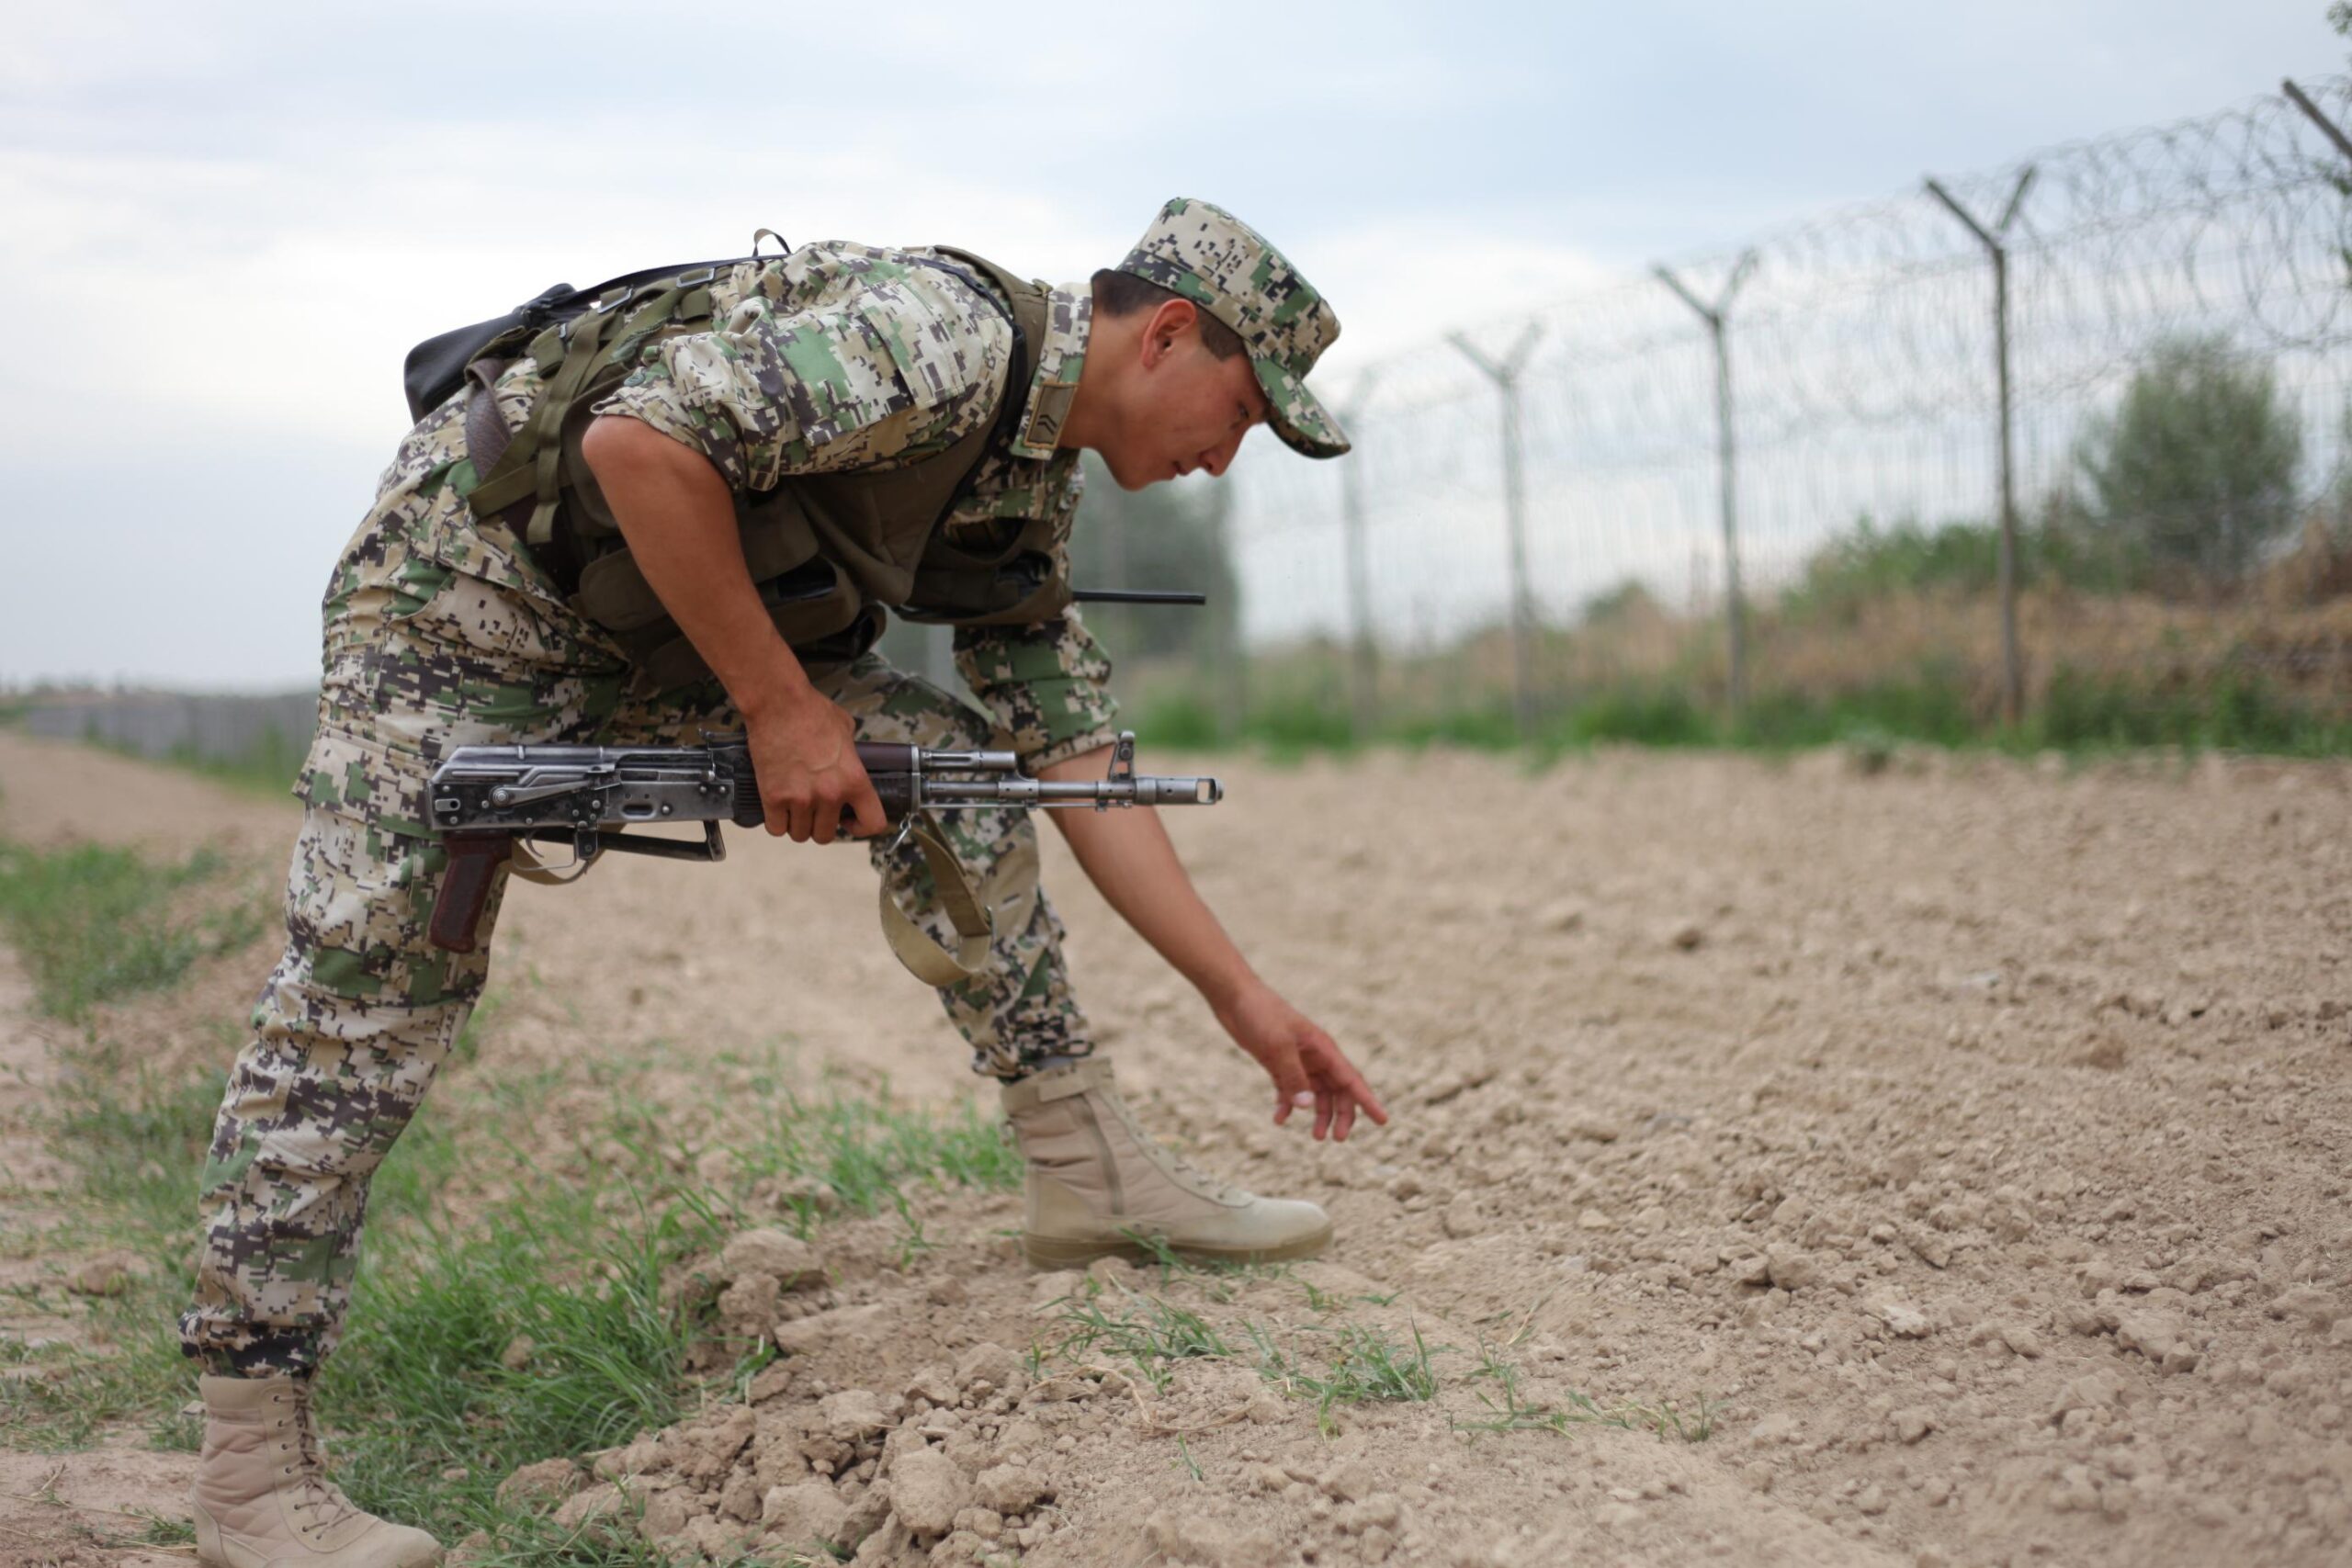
top-left (178, 551), bottom-right (1094, 1379)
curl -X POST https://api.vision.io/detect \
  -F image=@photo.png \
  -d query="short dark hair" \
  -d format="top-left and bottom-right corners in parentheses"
top-left (1091, 268), bottom-right (1248, 361)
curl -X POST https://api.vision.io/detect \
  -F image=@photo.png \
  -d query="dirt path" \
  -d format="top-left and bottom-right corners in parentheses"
top-left (3, 731), bottom-right (2348, 1565)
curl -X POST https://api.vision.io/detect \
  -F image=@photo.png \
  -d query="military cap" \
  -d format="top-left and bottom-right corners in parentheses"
top-left (1116, 197), bottom-right (1349, 458)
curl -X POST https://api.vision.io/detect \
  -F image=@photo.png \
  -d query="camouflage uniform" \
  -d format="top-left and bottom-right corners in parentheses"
top-left (180, 243), bottom-right (1117, 1377)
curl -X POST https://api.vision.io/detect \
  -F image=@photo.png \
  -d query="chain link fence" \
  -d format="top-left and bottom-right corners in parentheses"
top-left (1199, 74), bottom-right (2352, 753)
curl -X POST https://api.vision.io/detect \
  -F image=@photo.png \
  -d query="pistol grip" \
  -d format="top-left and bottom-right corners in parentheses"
top-left (429, 833), bottom-right (512, 953)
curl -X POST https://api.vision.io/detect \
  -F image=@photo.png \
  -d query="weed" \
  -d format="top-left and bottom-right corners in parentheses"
top-left (1451, 1337), bottom-right (1716, 1445)
top-left (1052, 1287), bottom-right (1233, 1394)
top-left (889, 1189), bottom-right (940, 1269)
top-left (1173, 1435), bottom-right (1203, 1483)
top-left (728, 1341), bottom-right (778, 1404)
top-left (1313, 1320), bottom-right (1443, 1405)
top-left (131, 1512), bottom-right (198, 1547)
top-left (1250, 1318), bottom-right (1445, 1432)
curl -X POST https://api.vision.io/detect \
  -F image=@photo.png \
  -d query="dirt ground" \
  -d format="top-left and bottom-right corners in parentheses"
top-left (3, 728), bottom-right (2349, 1567)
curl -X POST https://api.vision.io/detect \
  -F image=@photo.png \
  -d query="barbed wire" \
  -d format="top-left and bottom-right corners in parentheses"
top-left (1227, 75), bottom-right (2352, 656)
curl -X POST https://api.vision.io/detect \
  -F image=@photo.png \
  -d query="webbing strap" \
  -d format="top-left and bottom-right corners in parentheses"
top-left (467, 307), bottom-right (608, 527)
top-left (465, 281), bottom-right (716, 542)
top-left (876, 818), bottom-right (1039, 988)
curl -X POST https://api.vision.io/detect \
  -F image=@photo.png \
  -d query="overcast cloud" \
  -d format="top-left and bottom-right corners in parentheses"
top-left (1, 0), bottom-right (2340, 688)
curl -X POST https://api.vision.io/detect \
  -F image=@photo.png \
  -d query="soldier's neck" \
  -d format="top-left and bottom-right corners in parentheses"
top-left (1055, 308), bottom-right (1140, 456)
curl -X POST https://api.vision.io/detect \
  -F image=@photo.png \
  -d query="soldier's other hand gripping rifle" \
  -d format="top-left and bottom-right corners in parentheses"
top-left (421, 731), bottom-right (1219, 954)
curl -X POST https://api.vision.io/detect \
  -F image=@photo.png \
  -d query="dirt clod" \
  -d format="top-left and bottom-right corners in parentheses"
top-left (889, 1446), bottom-right (970, 1537)
top-left (719, 1227), bottom-right (820, 1289)
top-left (762, 1479), bottom-right (849, 1545)
top-left (496, 1457), bottom-right (582, 1509)
top-left (973, 1462), bottom-right (1051, 1514)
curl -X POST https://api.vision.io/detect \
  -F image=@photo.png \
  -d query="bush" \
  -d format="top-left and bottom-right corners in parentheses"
top-left (2071, 334), bottom-right (2304, 593)
top-left (1782, 515), bottom-right (2007, 624)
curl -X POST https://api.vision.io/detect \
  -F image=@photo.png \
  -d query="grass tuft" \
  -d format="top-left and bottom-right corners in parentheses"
top-left (1451, 1337), bottom-right (1716, 1444)
top-left (1054, 1283), bottom-right (1234, 1394)
top-left (711, 1078), bottom-right (1020, 1224)
top-left (0, 837), bottom-right (264, 1022)
top-left (1251, 1319), bottom-right (1443, 1430)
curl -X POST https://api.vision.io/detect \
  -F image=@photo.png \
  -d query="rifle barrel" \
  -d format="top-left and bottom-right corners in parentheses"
top-left (923, 777), bottom-right (1222, 807)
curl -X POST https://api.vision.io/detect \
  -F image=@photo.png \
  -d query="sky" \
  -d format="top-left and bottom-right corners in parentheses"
top-left (1, 0), bottom-right (2342, 690)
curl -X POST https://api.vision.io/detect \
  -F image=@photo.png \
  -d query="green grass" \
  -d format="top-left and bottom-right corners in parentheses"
top-left (1038, 1272), bottom-right (1713, 1450)
top-left (157, 728), bottom-right (308, 798)
top-left (1248, 1318), bottom-right (1443, 1431)
top-left (1452, 1337), bottom-right (1717, 1444)
top-left (706, 1075), bottom-right (1022, 1226)
top-left (1133, 660), bottom-right (2352, 763)
top-left (1054, 1281), bottom-right (1236, 1393)
top-left (0, 837), bottom-right (265, 1022)
top-left (313, 1142), bottom-right (720, 1549)
top-left (81, 725), bottom-right (308, 799)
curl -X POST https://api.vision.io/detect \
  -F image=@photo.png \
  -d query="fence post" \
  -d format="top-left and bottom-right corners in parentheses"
top-left (1654, 253), bottom-right (1757, 722)
top-left (1925, 166), bottom-right (2036, 729)
top-left (1340, 371), bottom-right (1381, 740)
top-left (2283, 78), bottom-right (2352, 164)
top-left (1449, 325), bottom-right (1545, 738)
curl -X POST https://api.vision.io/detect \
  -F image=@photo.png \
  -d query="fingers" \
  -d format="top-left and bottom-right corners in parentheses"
top-left (843, 777), bottom-right (890, 840)
top-left (1304, 1027), bottom-right (1389, 1136)
top-left (771, 792), bottom-right (820, 843)
top-left (777, 771), bottom-right (880, 846)
top-left (1265, 1046), bottom-right (1310, 1126)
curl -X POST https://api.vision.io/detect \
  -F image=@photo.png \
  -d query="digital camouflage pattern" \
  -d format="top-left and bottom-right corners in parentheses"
top-left (1116, 197), bottom-right (1349, 458)
top-left (593, 243), bottom-right (1022, 493)
top-left (180, 249), bottom-right (1119, 1374)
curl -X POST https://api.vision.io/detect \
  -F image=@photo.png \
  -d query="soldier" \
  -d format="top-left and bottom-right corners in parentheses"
top-left (179, 198), bottom-right (1387, 1567)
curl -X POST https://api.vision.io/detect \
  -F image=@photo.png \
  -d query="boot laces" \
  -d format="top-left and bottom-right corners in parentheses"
top-left (281, 1382), bottom-right (360, 1534)
top-left (1096, 1081), bottom-right (1246, 1204)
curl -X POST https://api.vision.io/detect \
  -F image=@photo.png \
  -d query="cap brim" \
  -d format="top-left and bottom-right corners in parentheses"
top-left (1252, 355), bottom-right (1350, 458)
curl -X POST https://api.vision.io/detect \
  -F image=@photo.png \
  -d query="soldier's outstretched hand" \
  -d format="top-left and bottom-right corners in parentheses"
top-left (748, 688), bottom-right (889, 844)
top-left (1214, 983), bottom-right (1389, 1142)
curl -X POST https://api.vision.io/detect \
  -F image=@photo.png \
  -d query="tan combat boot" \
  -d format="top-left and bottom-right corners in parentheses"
top-left (1001, 1057), bottom-right (1332, 1268)
top-left (190, 1374), bottom-right (441, 1568)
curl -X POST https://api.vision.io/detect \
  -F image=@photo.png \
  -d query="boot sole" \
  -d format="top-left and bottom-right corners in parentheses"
top-left (1023, 1223), bottom-right (1334, 1270)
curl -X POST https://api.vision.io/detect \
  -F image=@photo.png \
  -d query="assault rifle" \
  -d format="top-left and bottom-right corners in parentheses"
top-left (423, 732), bottom-right (1218, 954)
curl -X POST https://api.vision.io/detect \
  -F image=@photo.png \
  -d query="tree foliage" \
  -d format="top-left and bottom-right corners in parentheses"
top-left (2069, 334), bottom-right (2303, 592)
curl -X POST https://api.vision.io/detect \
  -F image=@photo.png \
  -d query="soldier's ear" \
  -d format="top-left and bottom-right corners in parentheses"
top-left (1139, 297), bottom-right (1200, 369)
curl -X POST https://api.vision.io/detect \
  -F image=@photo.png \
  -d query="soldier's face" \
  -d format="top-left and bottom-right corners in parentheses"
top-left (1101, 307), bottom-right (1268, 491)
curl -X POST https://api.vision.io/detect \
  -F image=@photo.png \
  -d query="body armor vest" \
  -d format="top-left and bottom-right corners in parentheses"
top-left (456, 248), bottom-right (1071, 691)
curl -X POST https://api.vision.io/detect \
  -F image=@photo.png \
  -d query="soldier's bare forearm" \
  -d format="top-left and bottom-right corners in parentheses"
top-left (579, 413), bottom-right (813, 719)
top-left (1040, 746), bottom-right (1258, 1010)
